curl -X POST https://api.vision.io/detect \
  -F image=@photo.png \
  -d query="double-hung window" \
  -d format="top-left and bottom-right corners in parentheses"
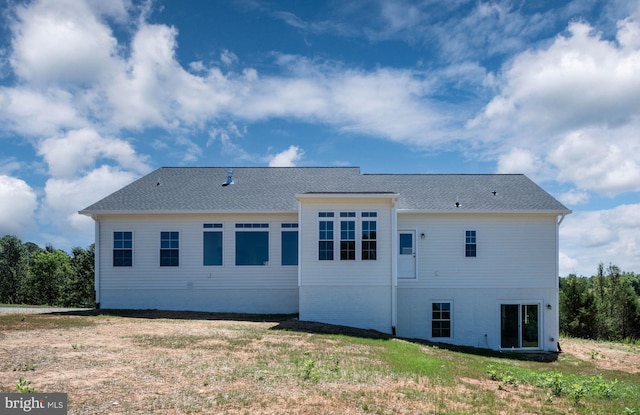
top-left (281, 223), bottom-right (298, 266)
top-left (340, 212), bottom-right (356, 260)
top-left (235, 223), bottom-right (269, 265)
top-left (432, 302), bottom-right (452, 338)
top-left (318, 212), bottom-right (334, 260)
top-left (465, 230), bottom-right (477, 257)
top-left (203, 224), bottom-right (223, 266)
top-left (113, 231), bottom-right (132, 267)
top-left (361, 212), bottom-right (377, 260)
top-left (160, 232), bottom-right (179, 266)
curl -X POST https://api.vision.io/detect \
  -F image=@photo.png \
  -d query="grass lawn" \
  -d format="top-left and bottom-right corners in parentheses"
top-left (1, 310), bottom-right (639, 414)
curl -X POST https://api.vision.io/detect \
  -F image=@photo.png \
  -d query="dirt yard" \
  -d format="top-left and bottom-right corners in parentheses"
top-left (1, 310), bottom-right (638, 415)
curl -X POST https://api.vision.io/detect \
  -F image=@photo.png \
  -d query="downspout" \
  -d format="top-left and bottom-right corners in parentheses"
top-left (391, 197), bottom-right (399, 336)
top-left (297, 200), bottom-right (302, 289)
top-left (552, 213), bottom-right (567, 352)
top-left (93, 216), bottom-right (101, 309)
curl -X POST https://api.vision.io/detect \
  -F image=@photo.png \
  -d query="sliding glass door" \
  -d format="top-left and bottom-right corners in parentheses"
top-left (500, 304), bottom-right (539, 349)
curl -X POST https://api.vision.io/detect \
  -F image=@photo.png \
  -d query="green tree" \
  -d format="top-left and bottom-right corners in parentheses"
top-left (0, 235), bottom-right (29, 303)
top-left (590, 263), bottom-right (640, 340)
top-left (61, 244), bottom-right (95, 307)
top-left (559, 274), bottom-right (598, 338)
top-left (21, 248), bottom-right (72, 306)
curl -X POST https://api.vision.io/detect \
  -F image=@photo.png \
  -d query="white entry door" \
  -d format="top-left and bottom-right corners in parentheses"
top-left (398, 231), bottom-right (416, 279)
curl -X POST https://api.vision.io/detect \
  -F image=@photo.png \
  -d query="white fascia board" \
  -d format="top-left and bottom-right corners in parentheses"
top-left (397, 209), bottom-right (572, 215)
top-left (295, 193), bottom-right (400, 201)
top-left (79, 209), bottom-right (296, 216)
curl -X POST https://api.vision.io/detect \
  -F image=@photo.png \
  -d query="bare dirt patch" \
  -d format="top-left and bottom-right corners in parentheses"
top-left (1, 312), bottom-right (638, 414)
top-left (560, 337), bottom-right (640, 373)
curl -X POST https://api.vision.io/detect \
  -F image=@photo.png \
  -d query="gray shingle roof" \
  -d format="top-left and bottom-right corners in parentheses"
top-left (79, 167), bottom-right (570, 214)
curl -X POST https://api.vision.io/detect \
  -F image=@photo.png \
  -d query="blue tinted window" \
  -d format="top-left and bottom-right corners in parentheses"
top-left (113, 248), bottom-right (132, 267)
top-left (113, 232), bottom-right (132, 267)
top-left (319, 220), bottom-right (334, 260)
top-left (340, 220), bottom-right (355, 260)
top-left (236, 231), bottom-right (269, 265)
top-left (160, 232), bottom-right (179, 266)
top-left (465, 230), bottom-right (477, 257)
top-left (281, 231), bottom-right (298, 265)
top-left (203, 231), bottom-right (223, 266)
top-left (399, 233), bottom-right (413, 255)
top-left (362, 221), bottom-right (377, 260)
top-left (432, 302), bottom-right (452, 338)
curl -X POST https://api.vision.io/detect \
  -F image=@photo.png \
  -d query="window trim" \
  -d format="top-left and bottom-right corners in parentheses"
top-left (235, 223), bottom-right (270, 266)
top-left (465, 230), bottom-right (477, 257)
top-left (361, 212), bottom-right (377, 260)
top-left (113, 231), bottom-right (133, 267)
top-left (431, 301), bottom-right (452, 339)
top-left (281, 223), bottom-right (299, 266)
top-left (318, 212), bottom-right (334, 261)
top-left (160, 231), bottom-right (180, 267)
top-left (340, 212), bottom-right (356, 261)
top-left (203, 224), bottom-right (223, 266)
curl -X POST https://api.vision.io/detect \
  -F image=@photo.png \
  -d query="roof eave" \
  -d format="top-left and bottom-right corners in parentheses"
top-left (397, 208), bottom-right (572, 215)
top-left (78, 209), bottom-right (298, 216)
top-left (295, 193), bottom-right (400, 200)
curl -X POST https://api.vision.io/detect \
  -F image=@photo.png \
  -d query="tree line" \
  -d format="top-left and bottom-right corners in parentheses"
top-left (560, 263), bottom-right (640, 341)
top-left (0, 235), bottom-right (95, 307)
top-left (1, 233), bottom-right (640, 341)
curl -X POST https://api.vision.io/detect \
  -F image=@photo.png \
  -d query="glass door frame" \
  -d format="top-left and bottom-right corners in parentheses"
top-left (498, 301), bottom-right (542, 350)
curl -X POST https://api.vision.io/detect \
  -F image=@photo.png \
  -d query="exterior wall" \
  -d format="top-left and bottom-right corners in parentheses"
top-left (297, 197), bottom-right (395, 333)
top-left (395, 213), bottom-right (560, 351)
top-left (95, 213), bottom-right (299, 314)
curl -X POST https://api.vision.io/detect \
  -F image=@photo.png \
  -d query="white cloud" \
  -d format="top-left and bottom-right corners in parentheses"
top-left (5, 0), bottom-right (453, 150)
top-left (496, 147), bottom-right (550, 181)
top-left (558, 189), bottom-right (591, 206)
top-left (38, 128), bottom-right (150, 178)
top-left (10, 0), bottom-right (120, 86)
top-left (0, 175), bottom-right (37, 237)
top-left (560, 204), bottom-right (640, 276)
top-left (207, 122), bottom-right (250, 161)
top-left (237, 60), bottom-right (448, 146)
top-left (473, 16), bottom-right (640, 196)
top-left (549, 129), bottom-right (640, 195)
top-left (220, 49), bottom-right (238, 66)
top-left (41, 166), bottom-right (140, 234)
top-left (0, 87), bottom-right (85, 136)
top-left (269, 145), bottom-right (304, 167)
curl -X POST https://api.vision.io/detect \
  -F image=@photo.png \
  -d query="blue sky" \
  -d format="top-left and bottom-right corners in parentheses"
top-left (0, 0), bottom-right (639, 277)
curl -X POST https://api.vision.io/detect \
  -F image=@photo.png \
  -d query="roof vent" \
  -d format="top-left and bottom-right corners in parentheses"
top-left (222, 168), bottom-right (234, 187)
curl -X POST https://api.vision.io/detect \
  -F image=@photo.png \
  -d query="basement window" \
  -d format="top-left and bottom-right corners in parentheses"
top-left (432, 302), bottom-right (452, 338)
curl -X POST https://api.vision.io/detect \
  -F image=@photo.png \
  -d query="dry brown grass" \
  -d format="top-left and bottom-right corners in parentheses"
top-left (1, 311), bottom-right (638, 415)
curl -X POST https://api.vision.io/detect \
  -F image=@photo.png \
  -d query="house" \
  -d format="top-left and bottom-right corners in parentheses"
top-left (79, 167), bottom-right (571, 351)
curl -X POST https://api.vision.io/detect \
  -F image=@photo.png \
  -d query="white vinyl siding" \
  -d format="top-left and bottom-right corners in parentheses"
top-left (298, 199), bottom-right (394, 287)
top-left (95, 213), bottom-right (299, 313)
top-left (396, 214), bottom-right (558, 289)
top-left (395, 213), bottom-right (560, 351)
top-left (297, 197), bottom-right (396, 334)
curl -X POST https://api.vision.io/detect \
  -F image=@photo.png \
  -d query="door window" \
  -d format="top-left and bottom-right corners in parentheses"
top-left (500, 304), bottom-right (539, 349)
